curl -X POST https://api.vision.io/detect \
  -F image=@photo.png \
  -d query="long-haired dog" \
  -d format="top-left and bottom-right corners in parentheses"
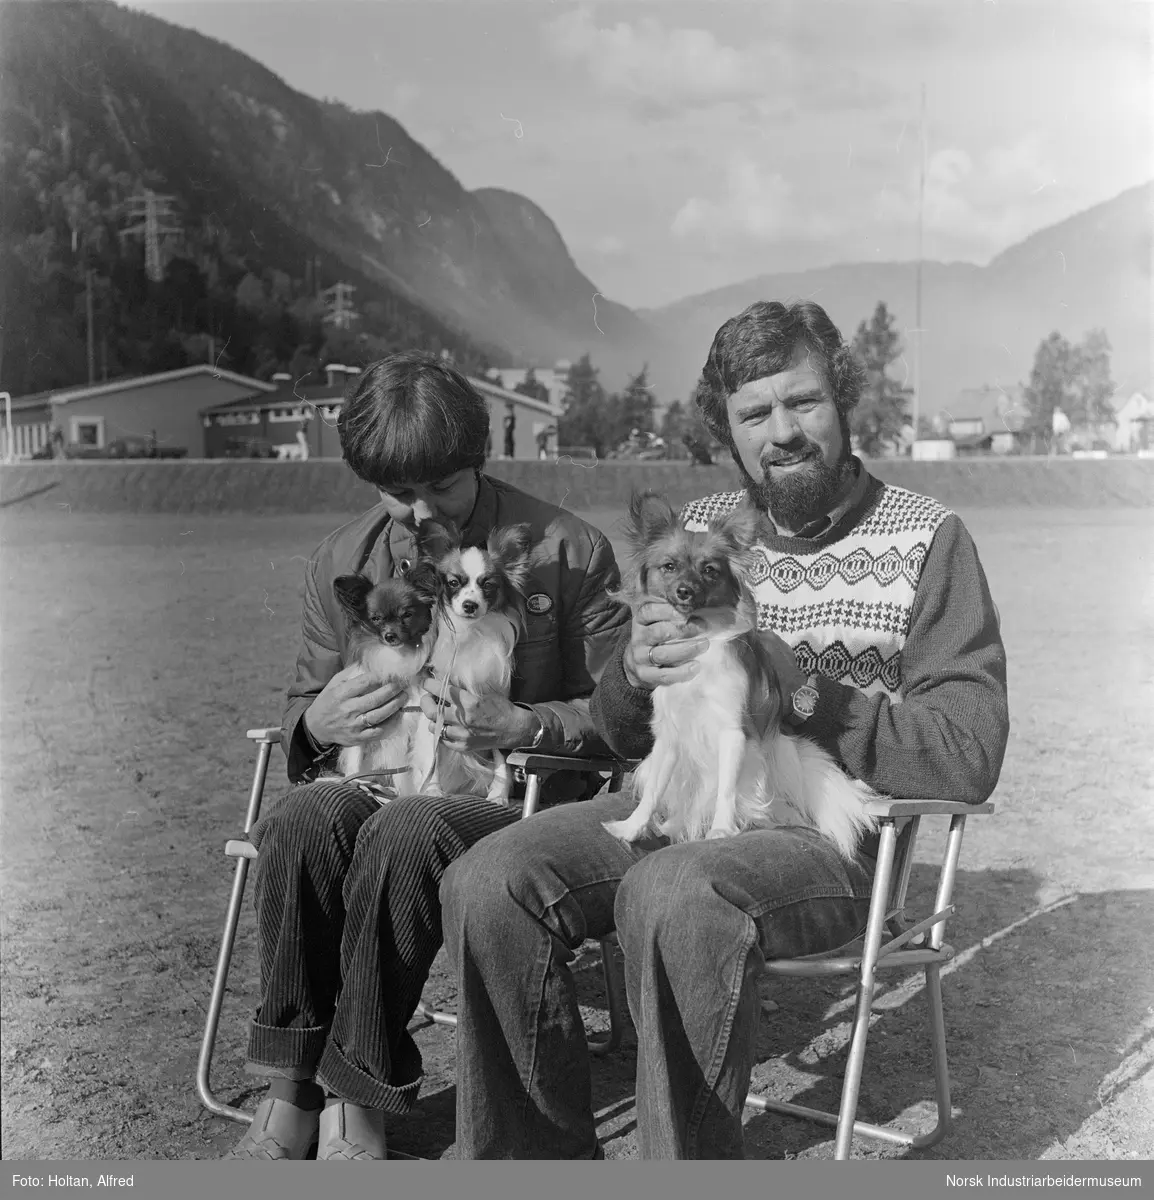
top-left (324, 569), bottom-right (440, 795)
top-left (408, 520), bottom-right (534, 804)
top-left (602, 492), bottom-right (878, 858)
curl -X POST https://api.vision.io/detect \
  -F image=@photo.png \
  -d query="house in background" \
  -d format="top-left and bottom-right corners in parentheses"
top-left (942, 385), bottom-right (1030, 455)
top-left (1109, 391), bottom-right (1153, 454)
top-left (2, 366), bottom-right (277, 459)
top-left (487, 361), bottom-right (572, 410)
top-left (200, 365), bottom-right (565, 460)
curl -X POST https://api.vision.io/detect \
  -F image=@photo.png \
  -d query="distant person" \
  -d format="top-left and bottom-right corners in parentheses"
top-left (536, 425), bottom-right (554, 460)
top-left (225, 351), bottom-right (627, 1161)
top-left (503, 403), bottom-right (517, 459)
top-left (441, 298), bottom-right (1009, 1159)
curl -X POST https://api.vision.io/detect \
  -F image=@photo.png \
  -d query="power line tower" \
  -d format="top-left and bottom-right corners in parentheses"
top-left (120, 190), bottom-right (181, 282)
top-left (321, 282), bottom-right (358, 330)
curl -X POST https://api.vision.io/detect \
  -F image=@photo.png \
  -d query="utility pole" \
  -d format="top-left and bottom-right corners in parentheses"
top-left (86, 269), bottom-right (96, 385)
top-left (912, 82), bottom-right (927, 447)
top-left (321, 282), bottom-right (358, 330)
top-left (120, 190), bottom-right (181, 282)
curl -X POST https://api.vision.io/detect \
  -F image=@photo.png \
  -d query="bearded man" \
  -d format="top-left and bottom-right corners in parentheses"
top-left (440, 300), bottom-right (1009, 1159)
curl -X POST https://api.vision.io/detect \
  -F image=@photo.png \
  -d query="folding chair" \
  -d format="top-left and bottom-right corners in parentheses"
top-left (195, 731), bottom-right (625, 1126)
top-left (583, 786), bottom-right (995, 1160)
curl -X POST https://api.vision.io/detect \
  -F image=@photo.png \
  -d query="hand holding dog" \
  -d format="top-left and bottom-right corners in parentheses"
top-left (623, 599), bottom-right (709, 691)
top-left (418, 675), bottom-right (539, 752)
top-left (304, 665), bottom-right (411, 747)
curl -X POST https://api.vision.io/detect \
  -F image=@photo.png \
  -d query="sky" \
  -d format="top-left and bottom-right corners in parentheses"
top-left (132, 0), bottom-right (1152, 310)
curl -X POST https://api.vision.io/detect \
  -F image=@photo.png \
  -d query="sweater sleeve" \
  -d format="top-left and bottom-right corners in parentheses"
top-left (804, 513), bottom-right (1009, 803)
top-left (589, 625), bottom-right (656, 761)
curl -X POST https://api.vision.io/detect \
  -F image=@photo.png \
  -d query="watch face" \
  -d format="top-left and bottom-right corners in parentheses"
top-left (793, 685), bottom-right (818, 718)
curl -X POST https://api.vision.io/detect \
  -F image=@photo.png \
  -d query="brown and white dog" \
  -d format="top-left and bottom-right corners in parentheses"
top-left (602, 492), bottom-right (878, 858)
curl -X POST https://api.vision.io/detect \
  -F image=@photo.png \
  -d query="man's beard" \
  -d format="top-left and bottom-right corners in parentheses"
top-left (738, 428), bottom-right (853, 533)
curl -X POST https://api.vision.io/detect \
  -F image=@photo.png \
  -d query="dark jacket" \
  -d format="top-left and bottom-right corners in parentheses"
top-left (282, 474), bottom-right (629, 796)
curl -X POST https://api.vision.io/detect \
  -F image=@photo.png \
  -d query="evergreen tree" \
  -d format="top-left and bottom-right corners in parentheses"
top-left (849, 302), bottom-right (913, 456)
top-left (557, 353), bottom-right (609, 457)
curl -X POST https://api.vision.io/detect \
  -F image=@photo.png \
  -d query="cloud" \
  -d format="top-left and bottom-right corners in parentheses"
top-left (544, 7), bottom-right (777, 113)
top-left (671, 156), bottom-right (840, 245)
top-left (874, 136), bottom-right (1060, 252)
top-left (543, 7), bottom-right (895, 119)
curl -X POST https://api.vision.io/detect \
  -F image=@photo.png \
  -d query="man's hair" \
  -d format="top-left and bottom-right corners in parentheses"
top-left (338, 351), bottom-right (490, 487)
top-left (694, 300), bottom-right (863, 445)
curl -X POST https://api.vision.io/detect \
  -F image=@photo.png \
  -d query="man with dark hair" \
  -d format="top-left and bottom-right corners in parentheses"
top-left (442, 300), bottom-right (1009, 1159)
top-left (226, 350), bottom-right (628, 1161)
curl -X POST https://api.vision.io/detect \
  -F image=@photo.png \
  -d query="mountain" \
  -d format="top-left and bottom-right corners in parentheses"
top-left (640, 183), bottom-right (1153, 417)
top-left (0, 0), bottom-right (658, 394)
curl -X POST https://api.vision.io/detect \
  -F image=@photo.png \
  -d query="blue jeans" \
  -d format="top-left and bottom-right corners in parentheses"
top-left (440, 792), bottom-right (876, 1159)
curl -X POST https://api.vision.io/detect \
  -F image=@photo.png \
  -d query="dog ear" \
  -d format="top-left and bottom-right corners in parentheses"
top-left (333, 574), bottom-right (374, 618)
top-left (711, 499), bottom-right (770, 584)
top-left (488, 522), bottom-right (534, 592)
top-left (403, 560), bottom-right (442, 606)
top-left (415, 519), bottom-right (457, 560)
top-left (623, 491), bottom-right (679, 554)
top-left (710, 498), bottom-right (769, 550)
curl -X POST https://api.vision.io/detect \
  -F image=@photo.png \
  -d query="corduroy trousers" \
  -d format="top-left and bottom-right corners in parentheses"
top-left (243, 781), bottom-right (520, 1113)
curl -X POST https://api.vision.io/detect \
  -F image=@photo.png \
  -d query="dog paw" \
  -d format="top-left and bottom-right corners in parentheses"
top-left (602, 818), bottom-right (646, 843)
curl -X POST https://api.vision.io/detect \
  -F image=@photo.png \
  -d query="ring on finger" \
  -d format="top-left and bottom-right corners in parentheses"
top-left (647, 646), bottom-right (658, 669)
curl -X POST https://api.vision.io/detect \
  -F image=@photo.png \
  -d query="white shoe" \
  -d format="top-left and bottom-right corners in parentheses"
top-left (316, 1101), bottom-right (388, 1161)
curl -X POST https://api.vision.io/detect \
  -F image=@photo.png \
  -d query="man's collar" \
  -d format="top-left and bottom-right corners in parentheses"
top-left (385, 471), bottom-right (496, 571)
top-left (764, 457), bottom-right (867, 539)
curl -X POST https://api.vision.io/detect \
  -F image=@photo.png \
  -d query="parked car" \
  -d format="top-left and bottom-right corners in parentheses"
top-left (103, 436), bottom-right (189, 459)
top-left (222, 436), bottom-right (279, 459)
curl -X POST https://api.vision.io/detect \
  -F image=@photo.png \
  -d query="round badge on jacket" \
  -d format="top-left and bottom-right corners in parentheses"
top-left (526, 593), bottom-right (553, 615)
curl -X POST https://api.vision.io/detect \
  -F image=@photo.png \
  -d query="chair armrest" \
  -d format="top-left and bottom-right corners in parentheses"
top-left (506, 751), bottom-right (622, 777)
top-left (865, 799), bottom-right (995, 819)
top-left (246, 726), bottom-right (282, 743)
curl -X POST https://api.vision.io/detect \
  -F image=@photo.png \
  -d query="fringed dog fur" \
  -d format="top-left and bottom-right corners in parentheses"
top-left (602, 491), bottom-right (878, 858)
top-left (408, 520), bottom-right (534, 804)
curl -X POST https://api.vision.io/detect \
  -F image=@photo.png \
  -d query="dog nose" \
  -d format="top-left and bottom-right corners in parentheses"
top-left (675, 584), bottom-right (694, 603)
top-left (461, 599), bottom-right (478, 615)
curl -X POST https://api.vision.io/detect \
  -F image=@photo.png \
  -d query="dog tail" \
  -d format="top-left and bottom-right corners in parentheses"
top-left (775, 735), bottom-right (879, 860)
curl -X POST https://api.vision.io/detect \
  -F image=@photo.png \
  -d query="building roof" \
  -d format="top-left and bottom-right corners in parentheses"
top-left (8, 364), bottom-right (280, 410)
top-left (200, 372), bottom-right (564, 418)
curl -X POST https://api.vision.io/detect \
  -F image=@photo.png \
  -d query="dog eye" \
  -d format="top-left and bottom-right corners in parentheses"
top-left (446, 577), bottom-right (462, 591)
top-left (701, 564), bottom-right (719, 580)
top-left (660, 561), bottom-right (677, 574)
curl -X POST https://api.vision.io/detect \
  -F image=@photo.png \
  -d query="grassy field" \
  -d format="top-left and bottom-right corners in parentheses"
top-left (1, 505), bottom-right (1152, 1161)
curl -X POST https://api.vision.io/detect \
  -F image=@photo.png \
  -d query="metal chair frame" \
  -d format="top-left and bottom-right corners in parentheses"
top-left (198, 733), bottom-right (992, 1162)
top-left (195, 732), bottom-right (625, 1126)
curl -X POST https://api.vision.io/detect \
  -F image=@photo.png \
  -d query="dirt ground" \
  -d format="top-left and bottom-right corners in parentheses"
top-left (1, 504), bottom-right (1152, 1162)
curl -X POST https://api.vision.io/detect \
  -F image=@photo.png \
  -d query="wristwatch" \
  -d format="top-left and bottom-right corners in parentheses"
top-left (785, 675), bottom-right (820, 727)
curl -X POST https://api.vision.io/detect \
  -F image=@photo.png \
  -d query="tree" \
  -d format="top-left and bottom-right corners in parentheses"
top-left (612, 366), bottom-right (656, 446)
top-left (850, 301), bottom-right (913, 456)
top-left (556, 354), bottom-right (609, 457)
top-left (513, 368), bottom-right (551, 405)
top-left (1021, 329), bottom-right (1115, 451)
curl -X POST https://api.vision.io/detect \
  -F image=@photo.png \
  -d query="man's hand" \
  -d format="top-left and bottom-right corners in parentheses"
top-left (303, 665), bottom-right (411, 748)
top-left (417, 674), bottom-right (540, 752)
top-left (622, 599), bottom-right (709, 691)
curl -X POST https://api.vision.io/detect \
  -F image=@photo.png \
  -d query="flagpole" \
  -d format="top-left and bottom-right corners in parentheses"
top-left (913, 82), bottom-right (926, 447)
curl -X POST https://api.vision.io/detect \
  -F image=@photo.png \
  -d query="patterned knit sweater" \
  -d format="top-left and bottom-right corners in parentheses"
top-left (591, 472), bottom-right (1009, 803)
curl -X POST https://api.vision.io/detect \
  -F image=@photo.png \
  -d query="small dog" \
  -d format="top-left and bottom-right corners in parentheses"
top-left (602, 492), bottom-right (878, 858)
top-left (324, 570), bottom-right (439, 795)
top-left (408, 520), bottom-right (534, 804)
